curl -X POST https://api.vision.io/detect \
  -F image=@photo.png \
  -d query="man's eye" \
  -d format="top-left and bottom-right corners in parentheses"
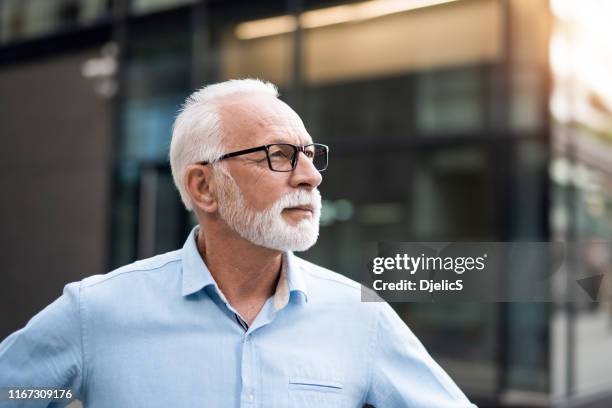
top-left (270, 151), bottom-right (288, 158)
top-left (304, 150), bottom-right (315, 159)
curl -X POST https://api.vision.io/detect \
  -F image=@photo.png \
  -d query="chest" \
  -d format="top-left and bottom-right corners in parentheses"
top-left (85, 310), bottom-right (370, 408)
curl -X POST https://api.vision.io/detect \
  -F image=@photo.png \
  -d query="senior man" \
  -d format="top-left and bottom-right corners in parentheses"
top-left (0, 79), bottom-right (476, 407)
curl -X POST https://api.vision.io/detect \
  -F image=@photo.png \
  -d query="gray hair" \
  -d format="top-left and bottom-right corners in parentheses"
top-left (169, 78), bottom-right (279, 211)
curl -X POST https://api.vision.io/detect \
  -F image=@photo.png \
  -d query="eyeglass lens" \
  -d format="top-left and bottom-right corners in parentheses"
top-left (267, 144), bottom-right (327, 171)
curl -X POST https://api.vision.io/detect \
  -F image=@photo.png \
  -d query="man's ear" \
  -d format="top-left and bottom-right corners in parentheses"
top-left (184, 164), bottom-right (218, 214)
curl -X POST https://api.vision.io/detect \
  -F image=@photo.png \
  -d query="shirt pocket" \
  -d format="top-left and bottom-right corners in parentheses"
top-left (288, 377), bottom-right (344, 407)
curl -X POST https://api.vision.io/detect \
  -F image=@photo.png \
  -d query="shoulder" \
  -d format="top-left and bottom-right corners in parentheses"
top-left (292, 255), bottom-right (382, 304)
top-left (78, 250), bottom-right (183, 294)
top-left (294, 256), bottom-right (361, 289)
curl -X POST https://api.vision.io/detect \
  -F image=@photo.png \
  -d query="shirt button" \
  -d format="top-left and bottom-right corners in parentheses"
top-left (248, 393), bottom-right (254, 402)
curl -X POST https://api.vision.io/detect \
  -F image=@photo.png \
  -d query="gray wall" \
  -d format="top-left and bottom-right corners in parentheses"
top-left (0, 48), bottom-right (112, 339)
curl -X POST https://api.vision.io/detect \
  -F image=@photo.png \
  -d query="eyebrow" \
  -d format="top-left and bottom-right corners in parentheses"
top-left (265, 137), bottom-right (314, 145)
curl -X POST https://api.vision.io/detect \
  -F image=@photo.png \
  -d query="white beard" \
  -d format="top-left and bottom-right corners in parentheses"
top-left (215, 168), bottom-right (321, 252)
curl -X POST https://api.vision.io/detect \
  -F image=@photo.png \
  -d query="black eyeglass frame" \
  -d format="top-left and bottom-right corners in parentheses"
top-left (197, 143), bottom-right (329, 172)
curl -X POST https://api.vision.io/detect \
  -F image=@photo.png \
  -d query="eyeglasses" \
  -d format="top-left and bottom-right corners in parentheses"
top-left (198, 143), bottom-right (329, 172)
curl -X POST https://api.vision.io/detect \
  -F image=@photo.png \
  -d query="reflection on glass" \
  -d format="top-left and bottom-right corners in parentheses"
top-left (130, 0), bottom-right (197, 15)
top-left (415, 68), bottom-right (484, 134)
top-left (220, 20), bottom-right (292, 87)
top-left (0, 0), bottom-right (112, 43)
top-left (550, 0), bottom-right (612, 399)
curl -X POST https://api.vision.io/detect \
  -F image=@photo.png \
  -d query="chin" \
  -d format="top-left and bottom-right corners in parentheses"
top-left (261, 223), bottom-right (320, 253)
top-left (288, 238), bottom-right (318, 253)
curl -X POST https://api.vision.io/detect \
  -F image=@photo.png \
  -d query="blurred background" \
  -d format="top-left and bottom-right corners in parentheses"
top-left (0, 0), bottom-right (611, 407)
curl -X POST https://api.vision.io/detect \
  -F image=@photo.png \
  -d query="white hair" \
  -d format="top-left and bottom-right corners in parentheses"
top-left (169, 78), bottom-right (279, 211)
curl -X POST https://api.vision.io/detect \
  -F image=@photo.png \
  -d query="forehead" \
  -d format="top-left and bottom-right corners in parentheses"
top-left (217, 93), bottom-right (312, 149)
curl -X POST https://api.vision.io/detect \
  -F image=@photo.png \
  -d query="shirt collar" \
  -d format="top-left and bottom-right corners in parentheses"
top-left (180, 225), bottom-right (216, 297)
top-left (180, 225), bottom-right (309, 307)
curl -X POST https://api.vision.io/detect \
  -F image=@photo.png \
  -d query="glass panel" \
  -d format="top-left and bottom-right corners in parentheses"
top-left (111, 10), bottom-right (191, 268)
top-left (301, 0), bottom-right (502, 83)
top-left (301, 66), bottom-right (489, 144)
top-left (303, 74), bottom-right (417, 141)
top-left (0, 0), bottom-right (112, 43)
top-left (415, 67), bottom-right (485, 134)
top-left (80, 0), bottom-right (113, 23)
top-left (215, 3), bottom-right (293, 88)
top-left (551, 159), bottom-right (612, 397)
top-left (504, 140), bottom-right (550, 393)
top-left (1, 0), bottom-right (64, 41)
top-left (551, 158), bottom-right (612, 396)
top-left (549, 0), bottom-right (612, 400)
top-left (130, 0), bottom-right (197, 15)
top-left (138, 165), bottom-right (189, 258)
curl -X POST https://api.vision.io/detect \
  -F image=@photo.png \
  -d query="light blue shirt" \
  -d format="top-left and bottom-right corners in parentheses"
top-left (0, 226), bottom-right (476, 407)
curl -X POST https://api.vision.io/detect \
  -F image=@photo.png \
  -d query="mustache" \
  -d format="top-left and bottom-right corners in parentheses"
top-left (275, 189), bottom-right (322, 213)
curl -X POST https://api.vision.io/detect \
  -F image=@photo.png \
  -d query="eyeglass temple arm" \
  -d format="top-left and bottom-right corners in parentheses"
top-left (198, 146), bottom-right (270, 165)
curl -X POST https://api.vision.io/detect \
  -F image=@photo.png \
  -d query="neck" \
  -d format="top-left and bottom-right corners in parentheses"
top-left (196, 223), bottom-right (283, 306)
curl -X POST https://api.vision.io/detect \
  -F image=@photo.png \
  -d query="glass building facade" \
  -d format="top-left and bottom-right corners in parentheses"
top-left (1, 0), bottom-right (611, 407)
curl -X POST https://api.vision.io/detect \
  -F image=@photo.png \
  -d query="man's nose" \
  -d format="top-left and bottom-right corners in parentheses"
top-left (290, 151), bottom-right (323, 189)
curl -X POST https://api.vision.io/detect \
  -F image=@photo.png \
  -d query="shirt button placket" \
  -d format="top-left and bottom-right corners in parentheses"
top-left (241, 333), bottom-right (256, 407)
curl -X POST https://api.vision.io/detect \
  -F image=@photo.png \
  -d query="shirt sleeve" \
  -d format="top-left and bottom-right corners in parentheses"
top-left (365, 302), bottom-right (477, 408)
top-left (0, 282), bottom-right (84, 407)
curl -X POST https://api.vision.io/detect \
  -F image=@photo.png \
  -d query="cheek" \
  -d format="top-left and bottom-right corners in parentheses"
top-left (239, 175), bottom-right (286, 211)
